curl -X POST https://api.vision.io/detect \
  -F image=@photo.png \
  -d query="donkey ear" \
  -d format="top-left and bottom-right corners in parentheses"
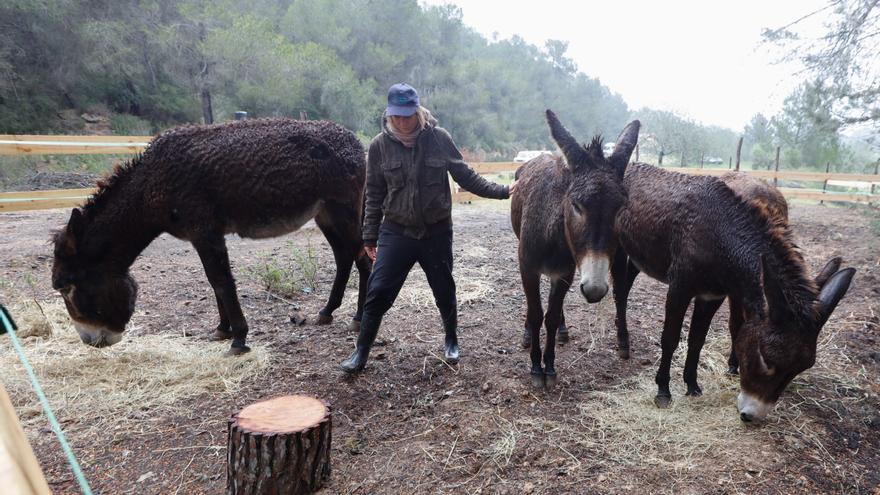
top-left (815, 267), bottom-right (855, 328)
top-left (546, 109), bottom-right (589, 171)
top-left (760, 255), bottom-right (793, 326)
top-left (62, 208), bottom-right (85, 255)
top-left (814, 257), bottom-right (842, 289)
top-left (609, 120), bottom-right (640, 176)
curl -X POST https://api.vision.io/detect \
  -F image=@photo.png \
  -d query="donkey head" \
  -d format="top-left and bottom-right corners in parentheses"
top-left (546, 110), bottom-right (640, 302)
top-left (52, 208), bottom-right (138, 347)
top-left (735, 257), bottom-right (855, 421)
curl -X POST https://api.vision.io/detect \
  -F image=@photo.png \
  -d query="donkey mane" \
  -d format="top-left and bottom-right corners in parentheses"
top-left (80, 156), bottom-right (143, 221)
top-left (585, 136), bottom-right (604, 162)
top-left (726, 183), bottom-right (819, 326)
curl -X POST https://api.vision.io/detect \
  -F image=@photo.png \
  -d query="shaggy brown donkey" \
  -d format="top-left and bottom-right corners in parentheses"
top-left (511, 110), bottom-right (639, 388)
top-left (613, 171), bottom-right (797, 372)
top-left (52, 118), bottom-right (370, 355)
top-left (584, 153), bottom-right (856, 420)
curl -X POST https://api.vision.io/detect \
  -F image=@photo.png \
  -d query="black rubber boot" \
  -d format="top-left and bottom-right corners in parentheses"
top-left (443, 315), bottom-right (460, 364)
top-left (340, 320), bottom-right (379, 373)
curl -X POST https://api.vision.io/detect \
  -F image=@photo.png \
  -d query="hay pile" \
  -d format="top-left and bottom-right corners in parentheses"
top-left (508, 308), bottom-right (865, 476)
top-left (402, 266), bottom-right (494, 309)
top-left (0, 300), bottom-right (272, 438)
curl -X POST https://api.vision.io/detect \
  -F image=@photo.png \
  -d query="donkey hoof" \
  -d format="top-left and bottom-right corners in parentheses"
top-left (557, 327), bottom-right (569, 344)
top-left (347, 319), bottom-right (361, 333)
top-left (530, 372), bottom-right (545, 389)
top-left (210, 329), bottom-right (233, 341)
top-left (685, 385), bottom-right (703, 397)
top-left (225, 345), bottom-right (251, 357)
top-left (315, 313), bottom-right (333, 325)
top-left (544, 372), bottom-right (558, 388)
top-left (521, 329), bottom-right (532, 349)
top-left (654, 394), bottom-right (672, 409)
top-left (617, 347), bottom-right (631, 360)
top-left (727, 365), bottom-right (739, 375)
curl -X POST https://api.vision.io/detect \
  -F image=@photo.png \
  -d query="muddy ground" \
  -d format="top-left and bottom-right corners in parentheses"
top-left (0, 199), bottom-right (878, 494)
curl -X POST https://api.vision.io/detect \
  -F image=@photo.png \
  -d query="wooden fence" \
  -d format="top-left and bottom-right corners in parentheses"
top-left (0, 383), bottom-right (52, 495)
top-left (1, 135), bottom-right (878, 212)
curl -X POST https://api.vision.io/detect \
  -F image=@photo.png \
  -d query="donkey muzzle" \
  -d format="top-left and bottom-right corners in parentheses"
top-left (580, 283), bottom-right (608, 303)
top-left (736, 392), bottom-right (773, 421)
top-left (74, 321), bottom-right (123, 348)
top-left (578, 254), bottom-right (610, 303)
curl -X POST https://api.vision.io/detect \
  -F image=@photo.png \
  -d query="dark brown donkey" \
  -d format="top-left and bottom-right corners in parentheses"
top-left (52, 118), bottom-right (370, 355)
top-left (511, 110), bottom-right (640, 388)
top-left (614, 171), bottom-right (796, 373)
top-left (579, 151), bottom-right (856, 420)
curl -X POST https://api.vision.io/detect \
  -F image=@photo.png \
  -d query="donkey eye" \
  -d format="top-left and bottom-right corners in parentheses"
top-left (571, 202), bottom-right (584, 215)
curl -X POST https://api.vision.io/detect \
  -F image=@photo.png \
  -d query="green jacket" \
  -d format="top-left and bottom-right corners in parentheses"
top-left (363, 118), bottom-right (509, 245)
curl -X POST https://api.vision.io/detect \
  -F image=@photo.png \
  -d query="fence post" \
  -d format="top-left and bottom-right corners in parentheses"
top-left (773, 146), bottom-right (781, 187)
top-left (728, 157), bottom-right (732, 169)
top-left (700, 152), bottom-right (704, 169)
top-left (820, 162), bottom-right (831, 204)
top-left (872, 160), bottom-right (879, 196)
top-left (734, 137), bottom-right (743, 171)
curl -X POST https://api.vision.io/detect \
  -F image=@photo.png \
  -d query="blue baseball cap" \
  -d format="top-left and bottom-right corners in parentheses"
top-left (386, 83), bottom-right (419, 116)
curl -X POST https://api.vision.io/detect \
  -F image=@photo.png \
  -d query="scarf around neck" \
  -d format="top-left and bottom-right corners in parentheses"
top-left (388, 123), bottom-right (421, 148)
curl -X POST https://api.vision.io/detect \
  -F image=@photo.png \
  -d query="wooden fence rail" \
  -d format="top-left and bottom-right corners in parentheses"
top-left (0, 137), bottom-right (877, 212)
top-left (0, 135), bottom-right (152, 155)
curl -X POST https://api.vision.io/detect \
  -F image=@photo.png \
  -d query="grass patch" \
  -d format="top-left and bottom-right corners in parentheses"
top-left (248, 237), bottom-right (320, 298)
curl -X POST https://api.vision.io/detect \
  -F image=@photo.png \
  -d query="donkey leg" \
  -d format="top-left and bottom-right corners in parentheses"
top-left (314, 203), bottom-right (361, 327)
top-left (521, 269), bottom-right (545, 387)
top-left (683, 297), bottom-right (724, 396)
top-left (192, 234), bottom-right (250, 355)
top-left (727, 297), bottom-right (744, 375)
top-left (654, 288), bottom-right (691, 408)
top-left (611, 251), bottom-right (640, 359)
top-left (557, 310), bottom-right (569, 344)
top-left (543, 274), bottom-right (572, 388)
top-left (208, 293), bottom-right (233, 341)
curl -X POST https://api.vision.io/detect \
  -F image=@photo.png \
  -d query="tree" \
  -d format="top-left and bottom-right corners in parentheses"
top-left (743, 113), bottom-right (776, 168)
top-left (763, 0), bottom-right (880, 129)
top-left (634, 109), bottom-right (694, 165)
top-left (772, 80), bottom-right (845, 169)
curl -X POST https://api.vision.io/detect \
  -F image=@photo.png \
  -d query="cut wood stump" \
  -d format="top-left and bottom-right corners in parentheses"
top-left (227, 395), bottom-right (332, 495)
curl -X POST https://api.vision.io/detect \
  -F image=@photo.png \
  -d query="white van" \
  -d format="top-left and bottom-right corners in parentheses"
top-left (513, 150), bottom-right (553, 162)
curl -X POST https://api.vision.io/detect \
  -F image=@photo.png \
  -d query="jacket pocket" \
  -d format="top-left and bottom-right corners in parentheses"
top-left (424, 158), bottom-right (451, 212)
top-left (425, 158), bottom-right (448, 186)
top-left (382, 160), bottom-right (405, 189)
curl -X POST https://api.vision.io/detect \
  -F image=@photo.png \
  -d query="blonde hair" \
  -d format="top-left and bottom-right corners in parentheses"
top-left (387, 105), bottom-right (432, 132)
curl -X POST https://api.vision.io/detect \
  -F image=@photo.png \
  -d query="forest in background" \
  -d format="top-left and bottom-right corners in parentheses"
top-left (0, 0), bottom-right (877, 170)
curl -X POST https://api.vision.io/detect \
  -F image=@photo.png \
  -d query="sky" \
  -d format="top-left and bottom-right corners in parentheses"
top-left (421, 0), bottom-right (828, 132)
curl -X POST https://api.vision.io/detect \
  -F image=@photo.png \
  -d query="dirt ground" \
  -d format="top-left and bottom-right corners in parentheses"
top-left (0, 199), bottom-right (878, 494)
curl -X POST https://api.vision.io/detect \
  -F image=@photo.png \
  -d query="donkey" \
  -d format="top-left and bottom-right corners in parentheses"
top-left (545, 109), bottom-right (856, 419)
top-left (52, 118), bottom-right (371, 355)
top-left (510, 110), bottom-right (639, 388)
top-left (613, 171), bottom-right (797, 373)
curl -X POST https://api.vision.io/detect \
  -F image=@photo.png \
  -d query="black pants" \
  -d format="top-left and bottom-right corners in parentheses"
top-left (359, 225), bottom-right (456, 337)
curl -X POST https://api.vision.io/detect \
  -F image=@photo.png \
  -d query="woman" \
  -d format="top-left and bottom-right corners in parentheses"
top-left (340, 83), bottom-right (513, 373)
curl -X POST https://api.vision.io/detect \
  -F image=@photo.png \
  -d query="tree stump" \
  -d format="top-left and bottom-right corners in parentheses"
top-left (227, 395), bottom-right (332, 495)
